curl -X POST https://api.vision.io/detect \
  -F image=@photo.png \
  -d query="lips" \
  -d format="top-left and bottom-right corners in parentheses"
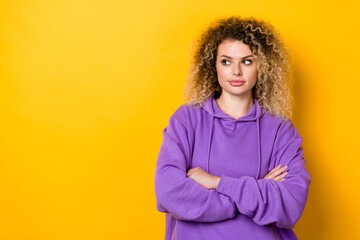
top-left (229, 80), bottom-right (245, 87)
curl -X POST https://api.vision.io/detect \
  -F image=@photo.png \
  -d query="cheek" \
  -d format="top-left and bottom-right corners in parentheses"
top-left (217, 70), bottom-right (224, 80)
top-left (249, 68), bottom-right (257, 81)
top-left (216, 66), bottom-right (229, 81)
top-left (215, 65), bottom-right (221, 79)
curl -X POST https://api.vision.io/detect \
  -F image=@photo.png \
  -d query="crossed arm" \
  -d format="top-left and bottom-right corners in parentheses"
top-left (187, 164), bottom-right (288, 190)
top-left (155, 116), bottom-right (310, 227)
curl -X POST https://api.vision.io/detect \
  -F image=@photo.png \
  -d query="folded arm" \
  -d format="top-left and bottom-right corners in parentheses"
top-left (154, 116), bottom-right (236, 222)
top-left (215, 120), bottom-right (311, 229)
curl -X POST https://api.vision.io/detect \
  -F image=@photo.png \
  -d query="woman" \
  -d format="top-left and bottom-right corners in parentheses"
top-left (154, 16), bottom-right (311, 240)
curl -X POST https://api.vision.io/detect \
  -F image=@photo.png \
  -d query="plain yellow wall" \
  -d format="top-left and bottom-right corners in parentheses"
top-left (1, 0), bottom-right (359, 239)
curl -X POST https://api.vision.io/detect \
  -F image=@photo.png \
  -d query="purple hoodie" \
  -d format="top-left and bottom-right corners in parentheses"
top-left (154, 94), bottom-right (311, 240)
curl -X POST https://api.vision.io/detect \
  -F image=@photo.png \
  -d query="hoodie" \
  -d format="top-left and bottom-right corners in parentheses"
top-left (154, 94), bottom-right (311, 240)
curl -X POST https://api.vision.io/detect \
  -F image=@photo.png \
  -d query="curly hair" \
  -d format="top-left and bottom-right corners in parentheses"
top-left (184, 16), bottom-right (294, 120)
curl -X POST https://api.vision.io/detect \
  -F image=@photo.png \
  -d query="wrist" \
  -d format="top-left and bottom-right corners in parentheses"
top-left (214, 176), bottom-right (221, 189)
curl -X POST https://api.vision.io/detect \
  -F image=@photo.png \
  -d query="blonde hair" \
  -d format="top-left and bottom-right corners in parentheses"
top-left (184, 16), bottom-right (294, 120)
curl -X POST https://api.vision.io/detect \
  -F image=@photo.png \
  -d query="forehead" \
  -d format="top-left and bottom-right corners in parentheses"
top-left (217, 39), bottom-right (252, 57)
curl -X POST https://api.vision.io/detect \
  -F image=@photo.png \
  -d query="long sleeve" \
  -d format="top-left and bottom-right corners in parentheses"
top-left (216, 120), bottom-right (311, 229)
top-left (154, 114), bottom-right (236, 222)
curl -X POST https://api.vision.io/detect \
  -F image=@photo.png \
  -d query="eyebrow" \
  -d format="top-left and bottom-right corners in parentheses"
top-left (219, 54), bottom-right (254, 59)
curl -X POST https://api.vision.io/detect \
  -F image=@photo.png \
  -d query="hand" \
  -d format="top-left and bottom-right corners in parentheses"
top-left (186, 167), bottom-right (221, 190)
top-left (263, 164), bottom-right (288, 181)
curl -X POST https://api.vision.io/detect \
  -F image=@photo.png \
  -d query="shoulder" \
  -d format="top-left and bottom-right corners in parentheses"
top-left (262, 115), bottom-right (302, 158)
top-left (260, 108), bottom-right (294, 127)
top-left (170, 103), bottom-right (201, 125)
top-left (171, 104), bottom-right (193, 119)
top-left (260, 110), bottom-right (301, 140)
top-left (260, 111), bottom-right (303, 161)
top-left (165, 103), bottom-right (202, 136)
top-left (260, 109), bottom-right (283, 125)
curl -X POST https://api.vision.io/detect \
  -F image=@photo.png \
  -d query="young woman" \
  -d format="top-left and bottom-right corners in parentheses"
top-left (154, 16), bottom-right (311, 240)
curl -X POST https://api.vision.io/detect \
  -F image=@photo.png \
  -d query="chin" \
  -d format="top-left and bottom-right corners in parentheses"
top-left (229, 90), bottom-right (252, 96)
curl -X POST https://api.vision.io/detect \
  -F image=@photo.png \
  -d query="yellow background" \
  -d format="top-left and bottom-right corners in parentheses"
top-left (1, 0), bottom-right (359, 239)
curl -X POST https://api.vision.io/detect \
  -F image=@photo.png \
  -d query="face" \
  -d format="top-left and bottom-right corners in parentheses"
top-left (215, 39), bottom-right (257, 100)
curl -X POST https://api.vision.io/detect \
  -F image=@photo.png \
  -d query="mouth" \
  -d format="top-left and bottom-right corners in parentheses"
top-left (229, 80), bottom-right (245, 87)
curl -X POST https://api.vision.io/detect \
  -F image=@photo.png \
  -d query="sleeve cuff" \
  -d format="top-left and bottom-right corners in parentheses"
top-left (217, 175), bottom-right (245, 198)
top-left (216, 175), bottom-right (256, 216)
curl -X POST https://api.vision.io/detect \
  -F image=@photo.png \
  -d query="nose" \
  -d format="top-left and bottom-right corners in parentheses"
top-left (232, 63), bottom-right (242, 76)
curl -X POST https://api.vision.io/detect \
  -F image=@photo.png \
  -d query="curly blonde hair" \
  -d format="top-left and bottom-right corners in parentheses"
top-left (184, 16), bottom-right (294, 120)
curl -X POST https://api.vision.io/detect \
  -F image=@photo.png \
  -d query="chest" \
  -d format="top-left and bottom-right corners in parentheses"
top-left (190, 119), bottom-right (262, 178)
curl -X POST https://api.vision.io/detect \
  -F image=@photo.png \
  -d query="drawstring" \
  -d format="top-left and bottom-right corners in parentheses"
top-left (205, 97), bottom-right (262, 178)
top-left (255, 117), bottom-right (261, 179)
top-left (207, 116), bottom-right (214, 172)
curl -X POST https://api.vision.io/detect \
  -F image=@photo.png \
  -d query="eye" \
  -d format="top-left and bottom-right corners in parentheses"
top-left (221, 59), bottom-right (230, 65)
top-left (243, 59), bottom-right (252, 65)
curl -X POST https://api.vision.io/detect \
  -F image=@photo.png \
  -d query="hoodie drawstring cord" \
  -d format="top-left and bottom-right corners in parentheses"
top-left (255, 117), bottom-right (261, 179)
top-left (207, 116), bottom-right (214, 172)
top-left (205, 96), bottom-right (262, 178)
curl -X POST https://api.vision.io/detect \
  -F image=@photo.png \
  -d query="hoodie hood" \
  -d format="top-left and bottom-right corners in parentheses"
top-left (201, 94), bottom-right (265, 179)
top-left (201, 93), bottom-right (265, 121)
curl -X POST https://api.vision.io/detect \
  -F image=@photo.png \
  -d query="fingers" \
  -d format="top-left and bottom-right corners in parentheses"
top-left (186, 167), bottom-right (204, 177)
top-left (271, 164), bottom-right (282, 172)
top-left (189, 165), bottom-right (289, 182)
top-left (263, 165), bottom-right (288, 180)
top-left (273, 171), bottom-right (288, 181)
top-left (186, 167), bottom-right (197, 176)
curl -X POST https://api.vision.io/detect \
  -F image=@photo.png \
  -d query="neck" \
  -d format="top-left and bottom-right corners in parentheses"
top-left (215, 92), bottom-right (254, 119)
